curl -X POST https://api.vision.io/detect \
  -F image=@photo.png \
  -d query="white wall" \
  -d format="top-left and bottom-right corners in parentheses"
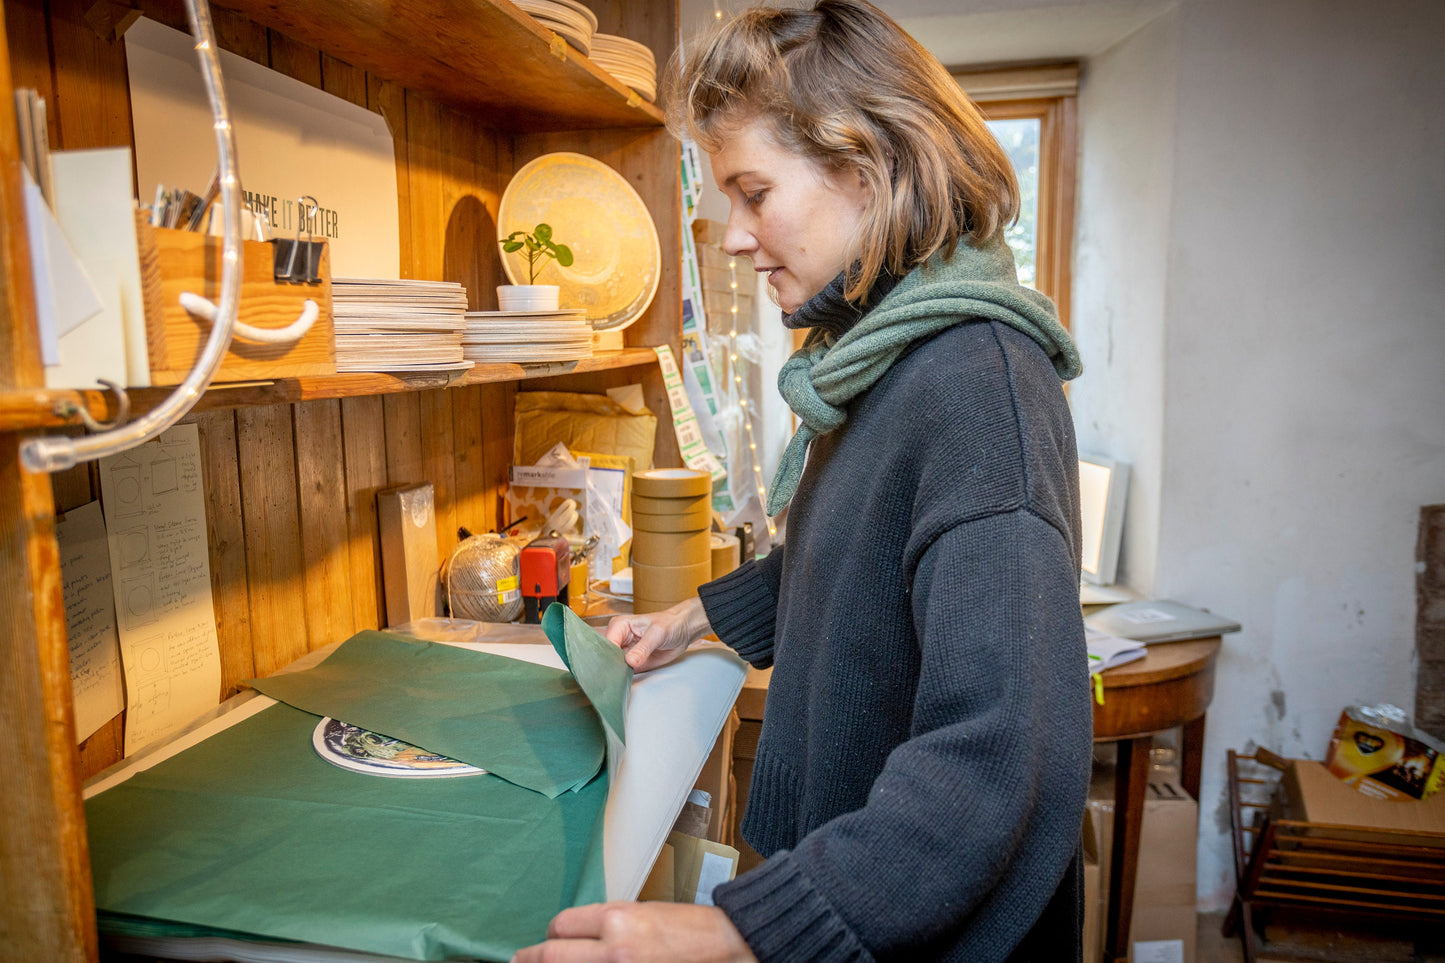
top-left (1070, 6), bottom-right (1180, 594)
top-left (1074, 0), bottom-right (1445, 907)
top-left (1152, 0), bottom-right (1445, 907)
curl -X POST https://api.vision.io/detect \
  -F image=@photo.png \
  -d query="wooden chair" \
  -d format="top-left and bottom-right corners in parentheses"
top-left (1224, 749), bottom-right (1445, 962)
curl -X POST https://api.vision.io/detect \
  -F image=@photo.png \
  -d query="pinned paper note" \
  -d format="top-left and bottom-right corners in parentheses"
top-left (98, 423), bottom-right (222, 754)
top-left (55, 501), bottom-right (125, 742)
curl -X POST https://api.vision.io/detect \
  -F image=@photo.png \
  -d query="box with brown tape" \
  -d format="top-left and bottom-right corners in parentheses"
top-left (136, 218), bottom-right (335, 385)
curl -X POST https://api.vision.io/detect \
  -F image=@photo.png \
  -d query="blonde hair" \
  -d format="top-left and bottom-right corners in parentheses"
top-left (666, 0), bottom-right (1019, 303)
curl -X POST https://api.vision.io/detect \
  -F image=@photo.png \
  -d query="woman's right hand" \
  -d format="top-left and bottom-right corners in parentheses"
top-left (605, 596), bottom-right (712, 672)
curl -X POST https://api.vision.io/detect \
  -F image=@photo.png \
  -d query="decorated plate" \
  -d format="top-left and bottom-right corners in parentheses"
top-left (311, 717), bottom-right (486, 778)
top-left (499, 152), bottom-right (661, 332)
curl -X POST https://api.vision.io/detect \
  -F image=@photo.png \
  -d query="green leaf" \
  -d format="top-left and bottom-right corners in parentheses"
top-left (533, 223), bottom-right (552, 242)
top-left (502, 240), bottom-right (523, 253)
top-left (553, 244), bottom-right (574, 267)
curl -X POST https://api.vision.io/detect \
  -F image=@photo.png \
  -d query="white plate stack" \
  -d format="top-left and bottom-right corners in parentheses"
top-left (589, 33), bottom-right (657, 102)
top-left (515, 0), bottom-right (597, 55)
top-left (331, 278), bottom-right (471, 373)
top-left (462, 309), bottom-right (594, 364)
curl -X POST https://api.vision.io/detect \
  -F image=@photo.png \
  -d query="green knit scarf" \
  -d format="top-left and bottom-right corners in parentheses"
top-left (768, 234), bottom-right (1082, 516)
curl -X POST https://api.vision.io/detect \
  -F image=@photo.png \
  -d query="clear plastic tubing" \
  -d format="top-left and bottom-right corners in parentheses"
top-left (20, 0), bottom-right (240, 474)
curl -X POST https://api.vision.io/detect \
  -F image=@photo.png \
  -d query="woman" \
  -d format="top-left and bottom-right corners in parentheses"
top-left (514, 2), bottom-right (1091, 960)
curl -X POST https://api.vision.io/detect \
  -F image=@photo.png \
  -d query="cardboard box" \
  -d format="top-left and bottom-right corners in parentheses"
top-left (1088, 772), bottom-right (1197, 963)
top-left (377, 484), bottom-right (439, 626)
top-left (1280, 759), bottom-right (1445, 834)
top-left (1082, 812), bottom-right (1101, 963)
top-left (640, 833), bottom-right (739, 904)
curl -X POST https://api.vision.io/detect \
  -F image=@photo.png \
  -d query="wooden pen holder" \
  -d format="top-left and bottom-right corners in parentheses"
top-left (136, 218), bottom-right (337, 385)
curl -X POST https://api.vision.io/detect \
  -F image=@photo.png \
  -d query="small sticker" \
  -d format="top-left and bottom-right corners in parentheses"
top-left (1118, 608), bottom-right (1174, 624)
top-left (496, 576), bottom-right (520, 605)
top-left (1132, 939), bottom-right (1183, 963)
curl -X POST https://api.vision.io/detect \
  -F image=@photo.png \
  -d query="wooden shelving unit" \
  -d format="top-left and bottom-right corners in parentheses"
top-left (0, 348), bottom-right (660, 430)
top-left (0, 0), bottom-right (683, 959)
top-left (214, 0), bottom-right (665, 130)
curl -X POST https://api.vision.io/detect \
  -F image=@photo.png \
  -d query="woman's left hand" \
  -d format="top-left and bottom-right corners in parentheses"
top-left (511, 901), bottom-right (757, 963)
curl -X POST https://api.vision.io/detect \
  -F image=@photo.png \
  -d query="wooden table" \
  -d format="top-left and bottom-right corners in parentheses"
top-left (1093, 636), bottom-right (1222, 963)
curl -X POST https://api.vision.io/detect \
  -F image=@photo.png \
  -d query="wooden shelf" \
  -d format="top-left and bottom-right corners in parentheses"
top-left (0, 347), bottom-right (658, 431)
top-left (213, 0), bottom-right (664, 130)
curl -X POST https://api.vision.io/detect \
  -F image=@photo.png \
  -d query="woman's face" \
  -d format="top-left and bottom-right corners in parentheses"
top-left (709, 119), bottom-right (871, 313)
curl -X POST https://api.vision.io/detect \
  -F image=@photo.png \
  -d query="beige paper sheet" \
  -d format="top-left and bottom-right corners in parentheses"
top-left (97, 424), bottom-right (222, 754)
top-left (56, 501), bottom-right (125, 742)
top-left (124, 17), bottom-right (401, 279)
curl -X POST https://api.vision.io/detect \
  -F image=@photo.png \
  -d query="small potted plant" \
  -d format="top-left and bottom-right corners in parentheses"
top-left (498, 222), bottom-right (573, 311)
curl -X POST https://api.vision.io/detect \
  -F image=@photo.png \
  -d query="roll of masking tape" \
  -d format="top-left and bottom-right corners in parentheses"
top-left (633, 468), bottom-right (712, 499)
top-left (631, 504), bottom-right (711, 533)
top-left (632, 527), bottom-right (711, 568)
top-left (710, 532), bottom-right (740, 579)
top-left (632, 492), bottom-right (710, 516)
top-left (632, 558), bottom-right (713, 605)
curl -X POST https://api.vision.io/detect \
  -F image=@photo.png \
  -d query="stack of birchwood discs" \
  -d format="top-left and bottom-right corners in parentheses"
top-left (631, 468), bottom-right (713, 613)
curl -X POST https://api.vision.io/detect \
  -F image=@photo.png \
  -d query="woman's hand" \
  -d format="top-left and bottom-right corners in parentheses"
top-left (511, 902), bottom-right (757, 963)
top-left (605, 597), bottom-right (712, 671)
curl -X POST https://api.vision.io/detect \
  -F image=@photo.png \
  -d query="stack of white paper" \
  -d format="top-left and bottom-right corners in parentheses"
top-left (463, 308), bottom-right (593, 364)
top-left (331, 278), bottom-right (470, 373)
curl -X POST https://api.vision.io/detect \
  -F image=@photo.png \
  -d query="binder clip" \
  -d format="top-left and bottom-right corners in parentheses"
top-left (271, 195), bottom-right (324, 284)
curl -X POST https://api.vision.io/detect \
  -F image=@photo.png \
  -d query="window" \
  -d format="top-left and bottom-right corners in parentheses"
top-left (955, 63), bottom-right (1079, 327)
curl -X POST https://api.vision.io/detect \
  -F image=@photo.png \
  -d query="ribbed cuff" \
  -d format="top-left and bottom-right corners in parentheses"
top-left (698, 559), bottom-right (778, 667)
top-left (714, 852), bottom-right (874, 963)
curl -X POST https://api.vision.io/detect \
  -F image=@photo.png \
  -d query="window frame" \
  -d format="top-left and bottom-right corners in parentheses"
top-left (954, 64), bottom-right (1079, 329)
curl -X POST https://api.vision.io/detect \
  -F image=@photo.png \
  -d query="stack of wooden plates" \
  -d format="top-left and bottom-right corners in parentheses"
top-left (332, 278), bottom-right (471, 373)
top-left (462, 308), bottom-right (594, 364)
top-left (515, 0), bottom-right (597, 55)
top-left (589, 33), bottom-right (656, 102)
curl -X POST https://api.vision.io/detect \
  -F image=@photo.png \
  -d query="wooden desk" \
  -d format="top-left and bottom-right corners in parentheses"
top-left (1093, 637), bottom-right (1222, 963)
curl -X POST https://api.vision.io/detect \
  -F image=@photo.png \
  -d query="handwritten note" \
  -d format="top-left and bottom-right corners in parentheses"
top-left (98, 423), bottom-right (222, 754)
top-left (55, 501), bottom-right (125, 742)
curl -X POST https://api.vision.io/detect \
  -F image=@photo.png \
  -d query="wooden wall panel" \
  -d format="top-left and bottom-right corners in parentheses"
top-left (449, 385), bottom-right (490, 536)
top-left (419, 388), bottom-right (459, 564)
top-left (480, 381), bottom-right (515, 528)
top-left (381, 391), bottom-right (423, 486)
top-left (192, 409), bottom-right (252, 696)
top-left (235, 404), bottom-right (308, 676)
top-left (4, 0), bottom-right (54, 104)
top-left (212, 5), bottom-right (269, 60)
top-left (340, 395), bottom-right (386, 630)
top-left (267, 28), bottom-right (321, 87)
top-left (46, 0), bottom-right (133, 152)
top-left (321, 51), bottom-right (367, 109)
top-left (294, 399), bottom-right (355, 649)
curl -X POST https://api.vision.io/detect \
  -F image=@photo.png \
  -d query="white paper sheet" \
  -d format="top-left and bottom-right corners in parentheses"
top-left (98, 423), bottom-right (222, 754)
top-left (48, 147), bottom-right (150, 388)
top-left (125, 18), bottom-right (401, 279)
top-left (55, 501), bottom-right (126, 742)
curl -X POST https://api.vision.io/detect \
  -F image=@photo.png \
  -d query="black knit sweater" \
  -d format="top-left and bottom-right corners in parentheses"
top-left (699, 290), bottom-right (1091, 961)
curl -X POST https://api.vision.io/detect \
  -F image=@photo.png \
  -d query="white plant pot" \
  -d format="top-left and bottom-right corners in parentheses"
top-left (497, 284), bottom-right (559, 312)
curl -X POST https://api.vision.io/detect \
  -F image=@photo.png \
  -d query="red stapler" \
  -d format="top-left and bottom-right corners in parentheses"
top-left (519, 534), bottom-right (571, 623)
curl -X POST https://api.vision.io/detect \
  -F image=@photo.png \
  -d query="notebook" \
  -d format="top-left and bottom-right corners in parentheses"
top-left (1086, 627), bottom-right (1146, 674)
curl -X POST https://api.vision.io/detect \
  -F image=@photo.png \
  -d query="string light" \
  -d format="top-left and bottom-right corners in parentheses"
top-left (724, 256), bottom-right (776, 540)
